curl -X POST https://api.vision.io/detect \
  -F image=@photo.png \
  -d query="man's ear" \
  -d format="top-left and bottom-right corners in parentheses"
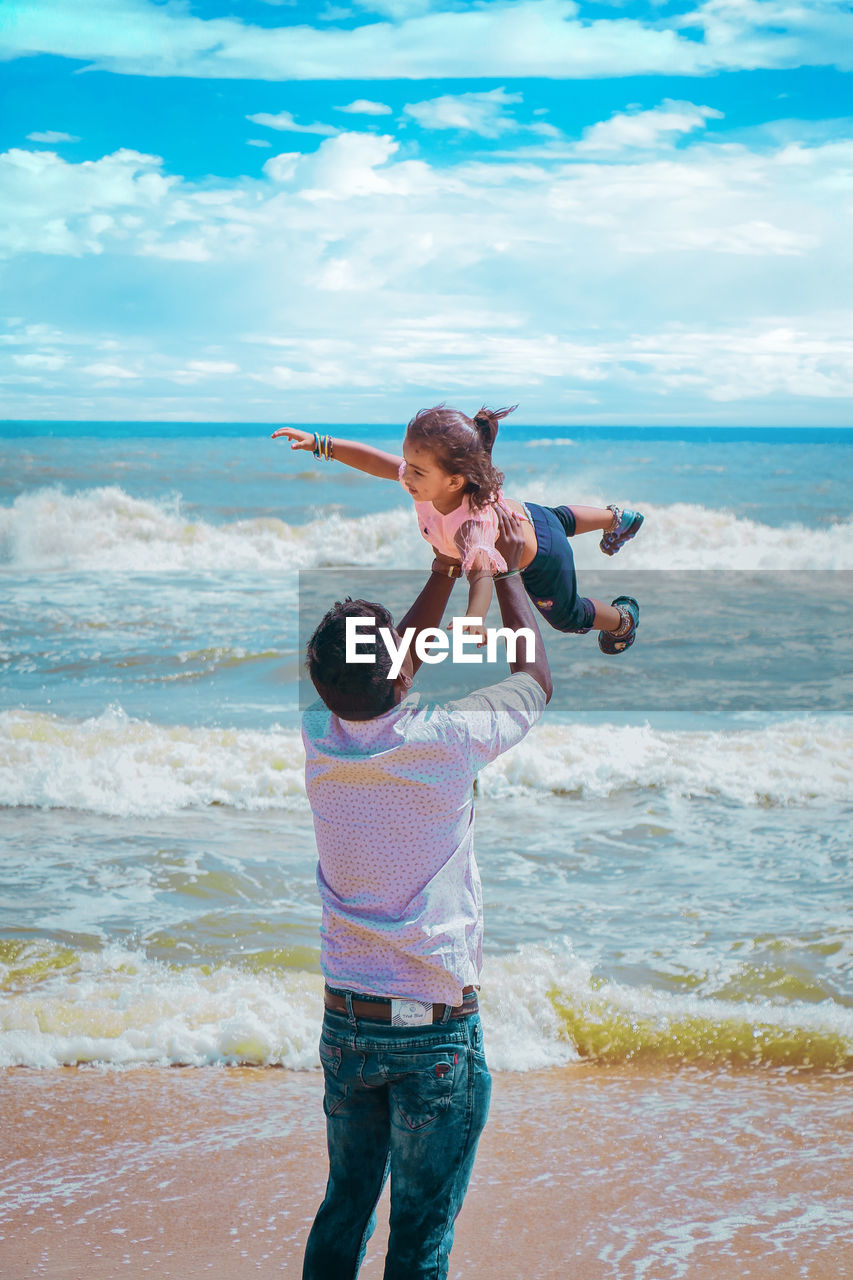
top-left (394, 669), bottom-right (413, 695)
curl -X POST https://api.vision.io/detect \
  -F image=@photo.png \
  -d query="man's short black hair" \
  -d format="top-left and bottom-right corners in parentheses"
top-left (307, 597), bottom-right (397, 719)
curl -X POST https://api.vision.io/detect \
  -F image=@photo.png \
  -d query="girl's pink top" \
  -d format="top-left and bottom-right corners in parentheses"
top-left (398, 462), bottom-right (507, 574)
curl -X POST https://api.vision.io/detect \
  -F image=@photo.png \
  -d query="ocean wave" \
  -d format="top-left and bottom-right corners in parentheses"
top-left (1, 941), bottom-right (849, 1071)
top-left (0, 485), bottom-right (422, 572)
top-left (2, 485), bottom-right (851, 572)
top-left (479, 717), bottom-right (853, 807)
top-left (0, 707), bottom-right (306, 817)
top-left (576, 502), bottom-right (853, 573)
top-left (1, 709), bottom-right (849, 815)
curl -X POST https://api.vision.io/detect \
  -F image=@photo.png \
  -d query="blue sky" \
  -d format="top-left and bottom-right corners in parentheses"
top-left (1, 0), bottom-right (852, 424)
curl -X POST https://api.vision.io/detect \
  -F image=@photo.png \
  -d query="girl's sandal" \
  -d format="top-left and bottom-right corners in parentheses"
top-left (600, 506), bottom-right (644, 556)
top-left (598, 596), bottom-right (639, 655)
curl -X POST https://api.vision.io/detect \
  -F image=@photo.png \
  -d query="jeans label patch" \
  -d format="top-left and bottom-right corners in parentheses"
top-left (391, 999), bottom-right (434, 1026)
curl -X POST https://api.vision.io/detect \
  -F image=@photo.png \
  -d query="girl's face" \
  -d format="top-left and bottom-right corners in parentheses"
top-left (401, 438), bottom-right (465, 510)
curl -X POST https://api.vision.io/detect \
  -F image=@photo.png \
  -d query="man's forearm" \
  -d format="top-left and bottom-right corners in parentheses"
top-left (494, 574), bottom-right (552, 701)
top-left (398, 569), bottom-right (457, 674)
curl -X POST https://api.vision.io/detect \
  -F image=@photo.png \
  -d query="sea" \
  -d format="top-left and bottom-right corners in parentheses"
top-left (1, 422), bottom-right (851, 1076)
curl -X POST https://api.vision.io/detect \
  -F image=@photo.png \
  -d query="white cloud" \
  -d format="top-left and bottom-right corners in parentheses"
top-left (166, 358), bottom-right (241, 383)
top-left (247, 138), bottom-right (273, 148)
top-left (0, 146), bottom-right (256, 261)
top-left (403, 88), bottom-right (526, 138)
top-left (622, 322), bottom-right (853, 402)
top-left (262, 152), bottom-right (301, 183)
top-left (138, 237), bottom-right (212, 261)
top-left (263, 131), bottom-right (433, 201)
top-left (3, 0), bottom-right (853, 81)
top-left (353, 0), bottom-right (436, 16)
top-left (575, 100), bottom-right (724, 152)
top-left (664, 218), bottom-right (817, 255)
top-left (188, 360), bottom-right (240, 373)
top-left (27, 131), bottom-right (80, 144)
top-left (246, 110), bottom-right (338, 136)
top-left (0, 148), bottom-right (177, 258)
top-left (336, 100), bottom-right (393, 116)
top-left (12, 352), bottom-right (68, 370)
top-left (2, 116), bottom-right (852, 422)
top-left (82, 361), bottom-right (140, 379)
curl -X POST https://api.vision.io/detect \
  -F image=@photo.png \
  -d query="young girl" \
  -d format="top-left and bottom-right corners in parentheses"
top-left (272, 405), bottom-right (643, 654)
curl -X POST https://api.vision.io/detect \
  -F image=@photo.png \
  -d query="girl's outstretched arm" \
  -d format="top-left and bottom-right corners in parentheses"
top-left (270, 427), bottom-right (402, 481)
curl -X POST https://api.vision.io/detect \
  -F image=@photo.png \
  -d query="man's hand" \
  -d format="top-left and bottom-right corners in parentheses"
top-left (270, 427), bottom-right (315, 450)
top-left (494, 501), bottom-right (525, 572)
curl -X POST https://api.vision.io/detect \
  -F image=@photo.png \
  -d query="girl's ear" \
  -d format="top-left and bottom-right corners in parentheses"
top-left (447, 472), bottom-right (466, 492)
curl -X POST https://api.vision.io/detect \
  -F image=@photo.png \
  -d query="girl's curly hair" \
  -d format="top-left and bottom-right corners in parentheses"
top-left (405, 403), bottom-right (516, 512)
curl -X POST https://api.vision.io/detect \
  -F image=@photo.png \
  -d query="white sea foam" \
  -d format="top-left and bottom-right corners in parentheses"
top-left (0, 946), bottom-right (324, 1070)
top-left (1, 708), bottom-right (850, 815)
top-left (2, 485), bottom-right (851, 571)
top-left (1, 942), bottom-right (849, 1071)
top-left (571, 502), bottom-right (853, 572)
top-left (0, 707), bottom-right (306, 817)
top-left (0, 485), bottom-right (422, 572)
top-left (479, 717), bottom-right (853, 807)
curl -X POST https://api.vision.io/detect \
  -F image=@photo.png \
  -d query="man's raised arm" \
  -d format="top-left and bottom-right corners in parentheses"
top-left (493, 506), bottom-right (553, 702)
top-left (397, 561), bottom-right (460, 677)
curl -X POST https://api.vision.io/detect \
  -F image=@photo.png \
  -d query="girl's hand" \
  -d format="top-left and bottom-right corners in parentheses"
top-left (270, 427), bottom-right (316, 450)
top-left (446, 617), bottom-right (489, 648)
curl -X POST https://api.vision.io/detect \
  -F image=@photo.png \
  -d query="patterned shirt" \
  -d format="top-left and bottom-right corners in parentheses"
top-left (302, 672), bottom-right (546, 1004)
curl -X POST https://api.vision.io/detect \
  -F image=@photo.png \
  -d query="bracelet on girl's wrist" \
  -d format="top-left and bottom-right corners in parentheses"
top-left (494, 568), bottom-right (522, 580)
top-left (312, 433), bottom-right (334, 461)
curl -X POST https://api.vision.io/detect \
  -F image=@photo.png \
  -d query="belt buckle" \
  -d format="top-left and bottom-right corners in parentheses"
top-left (390, 998), bottom-right (434, 1026)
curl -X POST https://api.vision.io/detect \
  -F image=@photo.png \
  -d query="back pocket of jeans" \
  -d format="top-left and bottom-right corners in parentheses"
top-left (393, 1056), bottom-right (457, 1132)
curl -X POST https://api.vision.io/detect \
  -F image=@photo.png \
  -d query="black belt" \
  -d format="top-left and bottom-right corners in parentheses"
top-left (324, 984), bottom-right (478, 1023)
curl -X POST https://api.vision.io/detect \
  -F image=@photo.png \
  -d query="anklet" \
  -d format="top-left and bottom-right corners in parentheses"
top-left (610, 605), bottom-right (633, 637)
top-left (606, 504), bottom-right (621, 533)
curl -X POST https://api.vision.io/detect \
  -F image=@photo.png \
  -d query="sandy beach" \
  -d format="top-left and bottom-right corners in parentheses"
top-left (3, 1064), bottom-right (851, 1279)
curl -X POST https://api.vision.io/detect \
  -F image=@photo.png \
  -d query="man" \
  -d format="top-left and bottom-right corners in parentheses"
top-left (301, 506), bottom-right (552, 1280)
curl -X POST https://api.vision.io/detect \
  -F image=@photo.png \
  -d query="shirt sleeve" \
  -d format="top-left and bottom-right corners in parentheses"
top-left (443, 671), bottom-right (547, 770)
top-left (454, 517), bottom-right (508, 575)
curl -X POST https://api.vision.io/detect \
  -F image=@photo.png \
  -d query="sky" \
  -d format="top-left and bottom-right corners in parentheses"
top-left (1, 0), bottom-right (852, 425)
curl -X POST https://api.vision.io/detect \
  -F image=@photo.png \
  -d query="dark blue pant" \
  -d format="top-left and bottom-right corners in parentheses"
top-left (521, 502), bottom-right (596, 632)
top-left (303, 1006), bottom-right (491, 1280)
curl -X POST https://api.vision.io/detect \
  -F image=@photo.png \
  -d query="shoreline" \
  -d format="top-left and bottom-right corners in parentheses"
top-left (3, 1063), bottom-right (851, 1279)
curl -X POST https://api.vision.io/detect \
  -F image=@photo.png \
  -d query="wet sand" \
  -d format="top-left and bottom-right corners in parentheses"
top-left (2, 1065), bottom-right (851, 1279)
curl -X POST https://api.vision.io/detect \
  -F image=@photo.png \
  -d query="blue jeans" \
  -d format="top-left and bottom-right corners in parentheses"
top-left (302, 1005), bottom-right (492, 1280)
top-left (521, 502), bottom-right (596, 633)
